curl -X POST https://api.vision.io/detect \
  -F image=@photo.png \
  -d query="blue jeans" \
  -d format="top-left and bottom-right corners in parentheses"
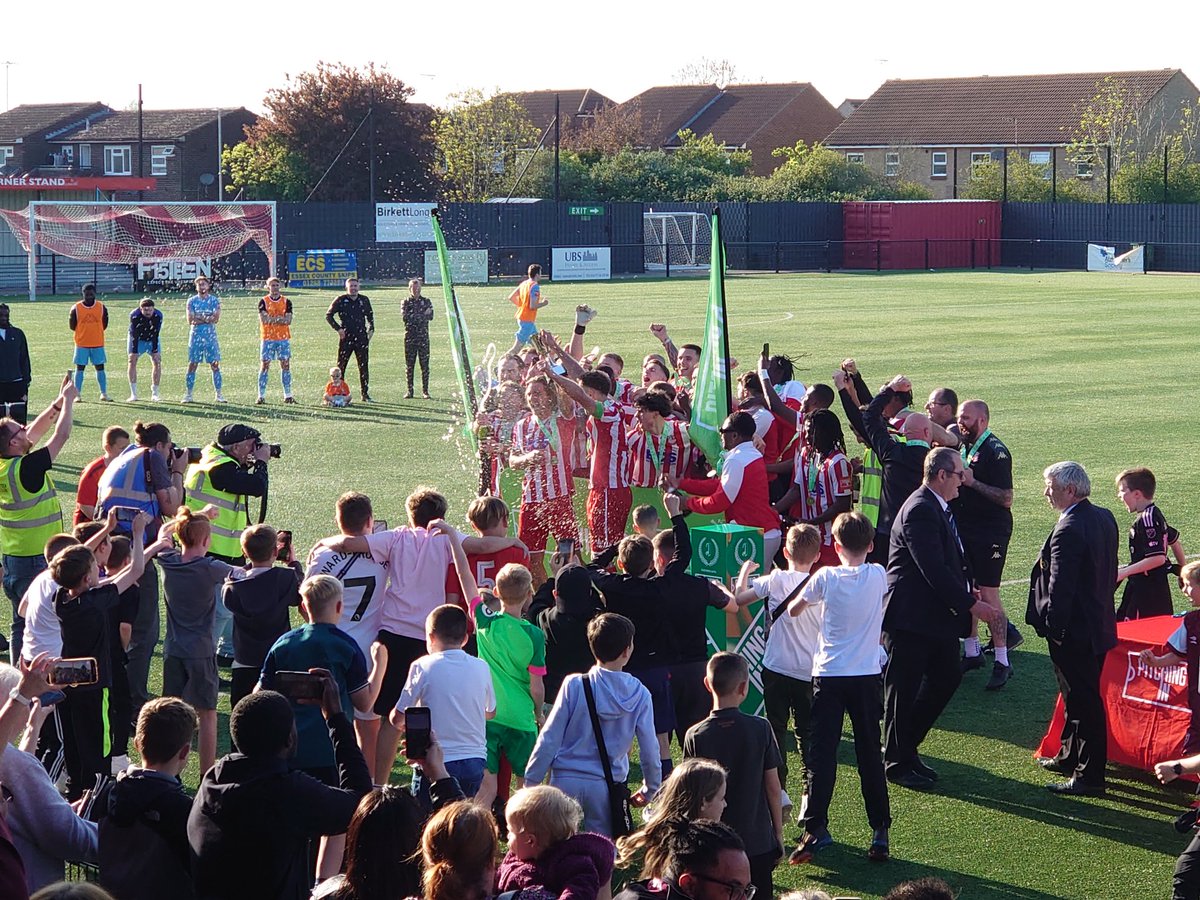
top-left (3, 553), bottom-right (47, 664)
top-left (413, 757), bottom-right (485, 806)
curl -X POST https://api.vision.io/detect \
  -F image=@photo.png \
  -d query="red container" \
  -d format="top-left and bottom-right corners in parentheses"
top-left (842, 200), bottom-right (1001, 270)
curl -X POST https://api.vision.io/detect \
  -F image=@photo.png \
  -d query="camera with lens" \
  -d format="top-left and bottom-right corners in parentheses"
top-left (172, 447), bottom-right (203, 465)
top-left (256, 439), bottom-right (282, 459)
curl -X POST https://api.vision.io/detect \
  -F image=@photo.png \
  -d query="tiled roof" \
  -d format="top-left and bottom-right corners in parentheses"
top-left (672, 83), bottom-right (843, 150)
top-left (619, 84), bottom-right (723, 146)
top-left (58, 108), bottom-right (256, 141)
top-left (826, 70), bottom-right (1187, 146)
top-left (507, 89), bottom-right (613, 132)
top-left (0, 103), bottom-right (110, 142)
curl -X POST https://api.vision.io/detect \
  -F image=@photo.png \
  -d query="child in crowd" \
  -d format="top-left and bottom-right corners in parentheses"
top-left (157, 506), bottom-right (246, 775)
top-left (1115, 467), bottom-right (1185, 620)
top-left (1139, 561), bottom-right (1200, 753)
top-left (98, 697), bottom-right (197, 900)
top-left (260, 573), bottom-right (386, 880)
top-left (420, 800), bottom-right (499, 900)
top-left (458, 495), bottom-right (532, 596)
top-left (525, 613), bottom-right (661, 837)
top-left (684, 652), bottom-right (783, 899)
top-left (222, 523), bottom-right (302, 708)
top-left (52, 513), bottom-right (161, 799)
top-left (98, 534), bottom-right (138, 771)
top-left (323, 367), bottom-right (352, 407)
top-left (393, 604), bottom-right (495, 801)
top-left (788, 511), bottom-right (890, 865)
top-left (732, 523), bottom-right (822, 822)
top-left (615, 757), bottom-right (727, 881)
top-left (499, 785), bottom-right (616, 900)
top-left (528, 550), bottom-right (603, 704)
top-left (631, 505), bottom-right (660, 538)
top-left (472, 561), bottom-right (547, 807)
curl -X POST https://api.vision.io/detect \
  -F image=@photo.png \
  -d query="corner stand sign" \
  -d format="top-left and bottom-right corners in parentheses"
top-left (690, 523), bottom-right (766, 715)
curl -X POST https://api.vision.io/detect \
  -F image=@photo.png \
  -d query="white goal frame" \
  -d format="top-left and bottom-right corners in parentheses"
top-left (22, 201), bottom-right (276, 301)
top-left (643, 211), bottom-right (711, 271)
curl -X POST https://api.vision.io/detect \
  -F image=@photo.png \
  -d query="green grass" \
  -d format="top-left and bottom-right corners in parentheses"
top-left (8, 269), bottom-right (1200, 899)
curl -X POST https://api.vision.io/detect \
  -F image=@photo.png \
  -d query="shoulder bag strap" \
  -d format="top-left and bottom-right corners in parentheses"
top-left (766, 574), bottom-right (810, 634)
top-left (581, 673), bottom-right (617, 788)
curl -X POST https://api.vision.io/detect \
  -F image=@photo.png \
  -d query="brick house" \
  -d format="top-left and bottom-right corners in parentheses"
top-left (618, 82), bottom-right (844, 175)
top-left (507, 88), bottom-right (613, 136)
top-left (51, 107), bottom-right (258, 201)
top-left (0, 102), bottom-right (113, 173)
top-left (825, 69), bottom-right (1200, 199)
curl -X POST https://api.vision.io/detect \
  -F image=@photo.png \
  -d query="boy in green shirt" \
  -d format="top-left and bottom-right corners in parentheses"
top-left (472, 562), bottom-right (546, 807)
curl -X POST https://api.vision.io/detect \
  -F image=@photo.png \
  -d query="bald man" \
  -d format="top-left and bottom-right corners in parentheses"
top-left (952, 399), bottom-right (1020, 689)
top-left (861, 375), bottom-right (932, 565)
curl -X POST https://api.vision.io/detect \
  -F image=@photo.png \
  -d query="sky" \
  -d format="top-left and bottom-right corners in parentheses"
top-left (2, 1), bottom-right (1197, 115)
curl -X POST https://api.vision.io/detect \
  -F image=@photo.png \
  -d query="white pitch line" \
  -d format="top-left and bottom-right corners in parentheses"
top-left (997, 551), bottom-right (1200, 588)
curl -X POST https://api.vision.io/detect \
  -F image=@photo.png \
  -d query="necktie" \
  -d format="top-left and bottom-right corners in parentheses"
top-left (946, 507), bottom-right (964, 554)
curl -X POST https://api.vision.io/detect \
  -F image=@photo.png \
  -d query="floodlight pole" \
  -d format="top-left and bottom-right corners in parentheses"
top-left (27, 202), bottom-right (36, 302)
top-left (137, 84), bottom-right (144, 201)
top-left (3, 62), bottom-right (13, 112)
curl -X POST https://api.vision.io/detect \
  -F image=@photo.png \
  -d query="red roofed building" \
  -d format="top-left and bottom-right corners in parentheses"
top-left (825, 69), bottom-right (1199, 199)
top-left (506, 88), bottom-right (613, 136)
top-left (618, 82), bottom-right (844, 175)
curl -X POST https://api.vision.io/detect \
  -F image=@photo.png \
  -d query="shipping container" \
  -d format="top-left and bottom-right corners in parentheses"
top-left (842, 200), bottom-right (1001, 270)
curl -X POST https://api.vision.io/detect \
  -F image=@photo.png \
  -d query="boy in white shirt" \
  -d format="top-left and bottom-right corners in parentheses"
top-left (732, 523), bottom-right (821, 824)
top-left (392, 605), bottom-right (496, 801)
top-left (787, 511), bottom-right (891, 865)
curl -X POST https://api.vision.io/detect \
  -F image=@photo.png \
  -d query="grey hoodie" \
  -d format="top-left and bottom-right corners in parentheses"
top-left (524, 666), bottom-right (661, 793)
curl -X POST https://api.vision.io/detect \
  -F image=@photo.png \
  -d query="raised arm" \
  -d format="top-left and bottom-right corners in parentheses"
top-left (43, 378), bottom-right (80, 461)
top-left (544, 367), bottom-right (593, 410)
top-left (650, 323), bottom-right (679, 370)
top-left (430, 519), bottom-right (479, 601)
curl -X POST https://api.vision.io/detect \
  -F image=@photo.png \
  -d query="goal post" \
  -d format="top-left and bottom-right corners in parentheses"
top-left (643, 211), bottom-right (712, 271)
top-left (0, 201), bottom-right (276, 300)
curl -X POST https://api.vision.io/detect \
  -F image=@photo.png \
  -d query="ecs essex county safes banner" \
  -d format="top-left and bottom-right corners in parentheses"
top-left (552, 247), bottom-right (611, 281)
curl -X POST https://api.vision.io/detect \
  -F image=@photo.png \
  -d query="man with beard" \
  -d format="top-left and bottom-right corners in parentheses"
top-left (954, 400), bottom-right (1021, 689)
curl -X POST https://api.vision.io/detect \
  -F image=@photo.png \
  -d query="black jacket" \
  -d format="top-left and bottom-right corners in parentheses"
top-left (657, 515), bottom-right (729, 664)
top-left (0, 325), bottom-right (31, 387)
top-left (884, 485), bottom-right (976, 640)
top-left (528, 578), bottom-right (603, 702)
top-left (222, 564), bottom-right (302, 667)
top-left (187, 711), bottom-right (371, 900)
top-left (1026, 498), bottom-right (1119, 653)
top-left (326, 294), bottom-right (375, 341)
top-left (859, 387), bottom-right (928, 538)
top-left (99, 768), bottom-right (194, 900)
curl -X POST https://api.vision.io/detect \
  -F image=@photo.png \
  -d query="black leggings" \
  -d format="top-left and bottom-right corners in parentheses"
top-left (1176, 830), bottom-right (1200, 899)
top-left (337, 341), bottom-right (370, 398)
top-left (405, 335), bottom-right (430, 393)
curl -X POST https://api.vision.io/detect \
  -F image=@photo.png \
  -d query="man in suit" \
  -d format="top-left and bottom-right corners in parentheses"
top-left (883, 447), bottom-right (998, 790)
top-left (1027, 460), bottom-right (1118, 796)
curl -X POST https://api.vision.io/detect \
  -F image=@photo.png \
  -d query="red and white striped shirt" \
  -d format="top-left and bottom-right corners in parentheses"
top-left (791, 447), bottom-right (852, 547)
top-left (512, 412), bottom-right (577, 503)
top-left (586, 399), bottom-right (631, 490)
top-left (627, 420), bottom-right (692, 488)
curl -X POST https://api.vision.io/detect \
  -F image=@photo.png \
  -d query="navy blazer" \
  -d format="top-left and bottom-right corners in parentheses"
top-left (1025, 498), bottom-right (1119, 655)
top-left (884, 485), bottom-right (976, 639)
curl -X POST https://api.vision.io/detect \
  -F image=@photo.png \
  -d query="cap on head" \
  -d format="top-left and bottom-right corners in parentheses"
top-left (217, 423), bottom-right (260, 446)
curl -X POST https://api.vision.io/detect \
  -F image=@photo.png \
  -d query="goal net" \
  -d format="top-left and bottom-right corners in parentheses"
top-left (644, 212), bottom-right (712, 271)
top-left (0, 202), bottom-right (276, 299)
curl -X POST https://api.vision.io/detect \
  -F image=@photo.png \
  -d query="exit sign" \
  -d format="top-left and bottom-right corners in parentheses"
top-left (568, 205), bottom-right (603, 216)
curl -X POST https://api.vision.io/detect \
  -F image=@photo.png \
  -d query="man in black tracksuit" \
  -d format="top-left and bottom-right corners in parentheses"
top-left (326, 277), bottom-right (375, 402)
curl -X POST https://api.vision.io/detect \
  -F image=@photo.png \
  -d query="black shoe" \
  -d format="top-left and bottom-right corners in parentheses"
top-left (1006, 622), bottom-right (1025, 650)
top-left (0, 633), bottom-right (8, 654)
top-left (1047, 778), bottom-right (1105, 797)
top-left (361, 395), bottom-right (373, 403)
top-left (961, 653), bottom-right (986, 673)
top-left (1037, 757), bottom-right (1074, 776)
top-left (216, 654), bottom-right (234, 668)
top-left (985, 661), bottom-right (1013, 691)
top-left (912, 758), bottom-right (939, 781)
top-left (867, 829), bottom-right (890, 862)
top-left (887, 769), bottom-right (934, 790)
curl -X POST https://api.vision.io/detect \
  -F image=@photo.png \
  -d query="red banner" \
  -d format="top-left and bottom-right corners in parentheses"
top-left (0, 175), bottom-right (156, 191)
top-left (1038, 615), bottom-right (1193, 774)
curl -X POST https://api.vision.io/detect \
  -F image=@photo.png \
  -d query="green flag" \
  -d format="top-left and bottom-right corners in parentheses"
top-left (431, 209), bottom-right (479, 453)
top-left (689, 210), bottom-right (731, 465)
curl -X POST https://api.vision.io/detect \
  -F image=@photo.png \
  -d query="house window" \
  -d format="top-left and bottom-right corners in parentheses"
top-left (845, 152), bottom-right (865, 164)
top-left (1075, 158), bottom-right (1094, 179)
top-left (103, 145), bottom-right (132, 175)
top-left (151, 144), bottom-right (175, 176)
top-left (970, 152), bottom-right (991, 176)
top-left (931, 151), bottom-right (948, 177)
top-left (885, 152), bottom-right (900, 177)
top-left (79, 144), bottom-right (92, 168)
top-left (1028, 150), bottom-right (1052, 180)
top-left (0, 145), bottom-right (13, 167)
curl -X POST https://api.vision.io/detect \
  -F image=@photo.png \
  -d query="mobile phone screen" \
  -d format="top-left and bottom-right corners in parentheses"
top-left (372, 519), bottom-right (389, 534)
top-left (274, 670), bottom-right (324, 702)
top-left (49, 657), bottom-right (98, 686)
top-left (404, 707), bottom-right (432, 759)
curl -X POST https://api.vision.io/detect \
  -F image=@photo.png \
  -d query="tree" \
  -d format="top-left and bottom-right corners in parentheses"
top-left (433, 90), bottom-right (540, 201)
top-left (222, 133), bottom-right (311, 201)
top-left (674, 57), bottom-right (741, 89)
top-left (765, 142), bottom-right (931, 201)
top-left (562, 100), bottom-right (655, 160)
top-left (960, 156), bottom-right (1100, 203)
top-left (228, 62), bottom-right (436, 202)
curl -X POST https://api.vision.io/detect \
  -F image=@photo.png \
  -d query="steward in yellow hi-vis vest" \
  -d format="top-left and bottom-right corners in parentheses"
top-left (183, 424), bottom-right (271, 562)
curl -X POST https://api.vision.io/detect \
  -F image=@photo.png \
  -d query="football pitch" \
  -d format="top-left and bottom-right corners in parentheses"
top-left (8, 268), bottom-right (1200, 898)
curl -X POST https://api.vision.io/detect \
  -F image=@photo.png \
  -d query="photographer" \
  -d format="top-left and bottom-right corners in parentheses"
top-left (98, 421), bottom-right (188, 713)
top-left (184, 425), bottom-right (271, 662)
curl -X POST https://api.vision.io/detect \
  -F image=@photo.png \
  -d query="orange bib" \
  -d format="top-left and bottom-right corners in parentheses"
top-left (73, 301), bottom-right (105, 348)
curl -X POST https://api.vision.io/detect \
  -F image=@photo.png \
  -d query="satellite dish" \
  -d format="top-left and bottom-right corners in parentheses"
top-left (199, 173), bottom-right (215, 186)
